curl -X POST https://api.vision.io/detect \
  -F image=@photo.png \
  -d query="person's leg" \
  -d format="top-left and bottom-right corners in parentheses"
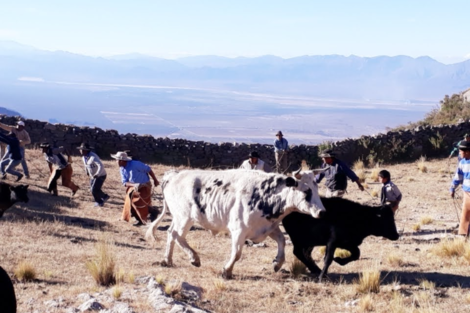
top-left (0, 146), bottom-right (10, 175)
top-left (281, 152), bottom-right (288, 174)
top-left (4, 159), bottom-right (22, 180)
top-left (19, 147), bottom-right (29, 178)
top-left (47, 169), bottom-right (62, 195)
top-left (459, 192), bottom-right (470, 236)
top-left (61, 165), bottom-right (79, 194)
top-left (275, 151), bottom-right (281, 173)
top-left (91, 175), bottom-right (107, 204)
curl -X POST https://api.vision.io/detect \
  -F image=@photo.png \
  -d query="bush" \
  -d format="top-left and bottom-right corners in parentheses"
top-left (86, 238), bottom-right (116, 286)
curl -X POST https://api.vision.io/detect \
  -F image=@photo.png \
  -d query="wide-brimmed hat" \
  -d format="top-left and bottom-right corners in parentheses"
top-left (17, 121), bottom-right (25, 126)
top-left (76, 143), bottom-right (94, 151)
top-left (319, 149), bottom-right (336, 158)
top-left (459, 141), bottom-right (470, 150)
top-left (248, 151), bottom-right (260, 158)
top-left (275, 131), bottom-right (283, 136)
top-left (111, 151), bottom-right (132, 161)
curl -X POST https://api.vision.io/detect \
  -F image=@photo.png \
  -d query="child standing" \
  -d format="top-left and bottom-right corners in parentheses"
top-left (378, 170), bottom-right (402, 213)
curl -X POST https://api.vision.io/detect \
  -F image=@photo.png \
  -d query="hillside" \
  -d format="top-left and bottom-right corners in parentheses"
top-left (0, 106), bottom-right (21, 117)
top-left (2, 149), bottom-right (470, 312)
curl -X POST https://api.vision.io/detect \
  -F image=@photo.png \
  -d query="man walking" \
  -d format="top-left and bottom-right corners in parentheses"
top-left (111, 151), bottom-right (159, 226)
top-left (274, 131), bottom-right (288, 174)
top-left (450, 141), bottom-right (470, 237)
top-left (0, 132), bottom-right (23, 182)
top-left (77, 143), bottom-right (109, 207)
top-left (315, 149), bottom-right (364, 198)
top-left (0, 120), bottom-right (30, 179)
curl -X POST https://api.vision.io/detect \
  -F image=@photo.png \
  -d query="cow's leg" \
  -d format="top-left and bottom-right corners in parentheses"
top-left (223, 229), bottom-right (245, 279)
top-left (172, 220), bottom-right (201, 267)
top-left (162, 222), bottom-right (176, 267)
top-left (268, 226), bottom-right (285, 272)
top-left (293, 246), bottom-right (321, 274)
top-left (319, 241), bottom-right (336, 282)
top-left (334, 246), bottom-right (360, 266)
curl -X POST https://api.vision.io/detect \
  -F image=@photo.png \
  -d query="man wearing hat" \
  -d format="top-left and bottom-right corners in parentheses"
top-left (111, 151), bottom-right (159, 226)
top-left (240, 151), bottom-right (271, 172)
top-left (41, 143), bottom-right (79, 196)
top-left (274, 131), bottom-right (289, 174)
top-left (0, 132), bottom-right (24, 182)
top-left (449, 133), bottom-right (470, 161)
top-left (78, 143), bottom-right (109, 207)
top-left (315, 149), bottom-right (364, 198)
top-left (450, 141), bottom-right (470, 237)
top-left (0, 120), bottom-right (31, 179)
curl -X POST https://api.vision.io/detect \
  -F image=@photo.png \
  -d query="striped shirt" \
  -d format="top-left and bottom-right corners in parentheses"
top-left (450, 158), bottom-right (470, 192)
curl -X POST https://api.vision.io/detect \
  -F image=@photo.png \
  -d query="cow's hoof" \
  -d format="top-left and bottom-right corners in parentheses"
top-left (157, 260), bottom-right (172, 267)
top-left (273, 262), bottom-right (281, 272)
top-left (191, 259), bottom-right (201, 267)
top-left (222, 269), bottom-right (233, 280)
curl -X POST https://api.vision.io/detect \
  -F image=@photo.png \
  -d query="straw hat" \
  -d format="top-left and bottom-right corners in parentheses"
top-left (110, 151), bottom-right (132, 161)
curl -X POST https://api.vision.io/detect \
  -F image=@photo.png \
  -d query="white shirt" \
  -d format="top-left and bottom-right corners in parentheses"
top-left (82, 151), bottom-right (106, 177)
top-left (240, 159), bottom-right (267, 172)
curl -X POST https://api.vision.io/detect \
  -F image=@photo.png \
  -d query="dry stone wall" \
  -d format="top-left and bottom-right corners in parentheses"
top-left (3, 116), bottom-right (469, 169)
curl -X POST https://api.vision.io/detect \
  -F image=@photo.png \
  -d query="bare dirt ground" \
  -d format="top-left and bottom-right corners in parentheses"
top-left (2, 149), bottom-right (470, 313)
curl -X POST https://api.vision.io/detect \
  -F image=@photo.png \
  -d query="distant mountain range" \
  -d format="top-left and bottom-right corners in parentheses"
top-left (0, 106), bottom-right (21, 117)
top-left (1, 40), bottom-right (470, 101)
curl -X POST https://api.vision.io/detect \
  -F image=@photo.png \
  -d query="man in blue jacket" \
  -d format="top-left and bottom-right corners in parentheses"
top-left (315, 149), bottom-right (364, 198)
top-left (0, 132), bottom-right (23, 182)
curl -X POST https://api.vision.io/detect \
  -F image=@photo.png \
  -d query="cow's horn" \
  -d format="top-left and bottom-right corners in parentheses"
top-left (294, 168), bottom-right (302, 179)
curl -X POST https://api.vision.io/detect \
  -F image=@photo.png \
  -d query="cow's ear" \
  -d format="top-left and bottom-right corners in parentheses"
top-left (285, 177), bottom-right (298, 187)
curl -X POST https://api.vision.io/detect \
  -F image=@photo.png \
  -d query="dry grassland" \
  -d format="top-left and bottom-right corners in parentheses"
top-left (2, 149), bottom-right (470, 312)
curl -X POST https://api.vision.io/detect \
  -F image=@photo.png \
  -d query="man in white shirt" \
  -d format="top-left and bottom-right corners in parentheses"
top-left (240, 151), bottom-right (271, 172)
top-left (77, 143), bottom-right (109, 207)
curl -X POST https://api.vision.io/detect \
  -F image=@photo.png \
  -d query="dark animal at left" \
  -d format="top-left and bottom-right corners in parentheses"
top-left (0, 183), bottom-right (29, 218)
top-left (0, 266), bottom-right (17, 313)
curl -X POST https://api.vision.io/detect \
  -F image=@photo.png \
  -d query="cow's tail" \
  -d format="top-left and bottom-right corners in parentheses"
top-left (145, 199), bottom-right (168, 243)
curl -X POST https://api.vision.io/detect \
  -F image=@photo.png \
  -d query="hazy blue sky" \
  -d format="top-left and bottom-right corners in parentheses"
top-left (0, 0), bottom-right (468, 63)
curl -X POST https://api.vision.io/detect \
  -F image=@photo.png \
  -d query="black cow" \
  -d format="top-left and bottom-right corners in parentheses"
top-left (0, 183), bottom-right (29, 218)
top-left (283, 197), bottom-right (399, 281)
top-left (0, 266), bottom-right (16, 313)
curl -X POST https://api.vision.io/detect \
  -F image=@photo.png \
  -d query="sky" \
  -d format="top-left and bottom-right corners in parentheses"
top-left (0, 0), bottom-right (469, 63)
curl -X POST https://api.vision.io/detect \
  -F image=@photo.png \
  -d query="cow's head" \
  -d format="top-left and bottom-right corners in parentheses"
top-left (374, 205), bottom-right (399, 241)
top-left (286, 169), bottom-right (325, 218)
top-left (11, 184), bottom-right (29, 204)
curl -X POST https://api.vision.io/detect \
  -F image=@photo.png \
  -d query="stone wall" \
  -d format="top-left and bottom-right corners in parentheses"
top-left (2, 116), bottom-right (468, 169)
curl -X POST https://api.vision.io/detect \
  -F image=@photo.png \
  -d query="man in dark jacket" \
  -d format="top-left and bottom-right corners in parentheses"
top-left (0, 132), bottom-right (23, 182)
top-left (315, 149), bottom-right (364, 198)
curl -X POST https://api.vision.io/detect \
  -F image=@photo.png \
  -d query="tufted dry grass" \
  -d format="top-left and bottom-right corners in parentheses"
top-left (2, 149), bottom-right (470, 312)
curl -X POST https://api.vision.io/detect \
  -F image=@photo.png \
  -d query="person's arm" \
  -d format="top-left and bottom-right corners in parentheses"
top-left (20, 130), bottom-right (31, 146)
top-left (341, 162), bottom-right (364, 191)
top-left (148, 168), bottom-right (159, 186)
top-left (449, 141), bottom-right (460, 158)
top-left (0, 123), bottom-right (13, 132)
top-left (274, 140), bottom-right (280, 152)
top-left (0, 133), bottom-right (11, 145)
top-left (450, 165), bottom-right (463, 198)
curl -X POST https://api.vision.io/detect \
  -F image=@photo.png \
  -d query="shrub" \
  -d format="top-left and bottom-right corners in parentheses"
top-left (15, 261), bottom-right (36, 282)
top-left (417, 156), bottom-right (428, 173)
top-left (369, 166), bottom-right (380, 182)
top-left (289, 258), bottom-right (307, 278)
top-left (420, 216), bottom-right (434, 225)
top-left (387, 253), bottom-right (404, 267)
top-left (353, 160), bottom-right (365, 171)
top-left (356, 269), bottom-right (381, 294)
top-left (85, 238), bottom-right (116, 286)
top-left (359, 294), bottom-right (374, 312)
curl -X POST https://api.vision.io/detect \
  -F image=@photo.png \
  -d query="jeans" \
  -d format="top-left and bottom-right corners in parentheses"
top-left (0, 146), bottom-right (29, 176)
top-left (2, 159), bottom-right (22, 178)
top-left (91, 175), bottom-right (108, 204)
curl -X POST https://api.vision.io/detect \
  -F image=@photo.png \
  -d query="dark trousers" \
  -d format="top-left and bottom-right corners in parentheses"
top-left (47, 169), bottom-right (62, 193)
top-left (91, 175), bottom-right (108, 204)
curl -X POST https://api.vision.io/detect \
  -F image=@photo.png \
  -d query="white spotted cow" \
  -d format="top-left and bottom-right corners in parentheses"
top-left (145, 169), bottom-right (325, 279)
